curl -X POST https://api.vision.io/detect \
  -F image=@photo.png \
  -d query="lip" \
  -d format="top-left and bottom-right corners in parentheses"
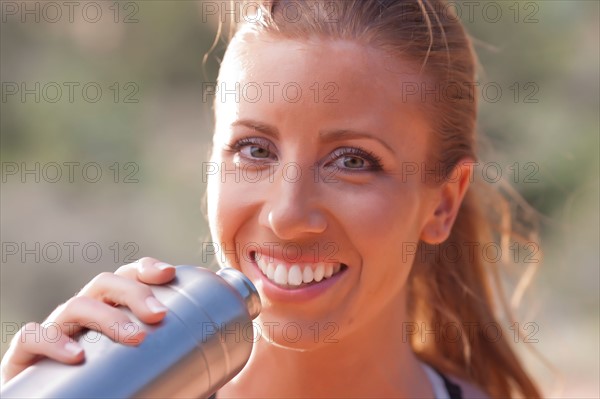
top-left (245, 252), bottom-right (349, 302)
top-left (253, 249), bottom-right (343, 265)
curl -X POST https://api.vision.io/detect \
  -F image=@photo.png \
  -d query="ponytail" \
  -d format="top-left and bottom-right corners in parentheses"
top-left (408, 178), bottom-right (542, 398)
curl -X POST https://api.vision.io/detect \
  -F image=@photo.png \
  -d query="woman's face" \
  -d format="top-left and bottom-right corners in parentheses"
top-left (207, 36), bottom-right (442, 349)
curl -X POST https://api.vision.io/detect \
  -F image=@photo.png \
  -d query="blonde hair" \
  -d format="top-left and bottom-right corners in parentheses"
top-left (211, 1), bottom-right (543, 397)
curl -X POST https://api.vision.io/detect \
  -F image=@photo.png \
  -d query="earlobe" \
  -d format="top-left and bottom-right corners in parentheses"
top-left (420, 159), bottom-right (473, 244)
top-left (420, 205), bottom-right (453, 245)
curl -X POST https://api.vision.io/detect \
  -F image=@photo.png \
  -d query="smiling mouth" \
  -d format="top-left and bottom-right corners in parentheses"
top-left (251, 251), bottom-right (348, 289)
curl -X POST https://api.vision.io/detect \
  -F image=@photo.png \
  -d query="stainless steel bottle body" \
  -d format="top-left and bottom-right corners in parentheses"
top-left (1, 266), bottom-right (261, 398)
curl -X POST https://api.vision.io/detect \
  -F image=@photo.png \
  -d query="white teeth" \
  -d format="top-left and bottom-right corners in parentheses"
top-left (274, 264), bottom-right (287, 285)
top-left (288, 265), bottom-right (303, 286)
top-left (313, 263), bottom-right (324, 282)
top-left (266, 263), bottom-right (275, 280)
top-left (253, 253), bottom-right (345, 287)
top-left (302, 266), bottom-right (314, 283)
top-left (324, 264), bottom-right (333, 279)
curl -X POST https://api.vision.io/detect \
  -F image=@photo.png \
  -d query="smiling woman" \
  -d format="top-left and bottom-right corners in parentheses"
top-left (1, 1), bottom-right (543, 398)
top-left (203, 1), bottom-right (541, 398)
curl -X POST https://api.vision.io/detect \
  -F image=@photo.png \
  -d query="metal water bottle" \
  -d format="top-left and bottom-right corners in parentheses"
top-left (1, 266), bottom-right (261, 398)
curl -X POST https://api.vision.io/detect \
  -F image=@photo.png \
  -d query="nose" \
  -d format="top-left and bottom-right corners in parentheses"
top-left (259, 171), bottom-right (328, 240)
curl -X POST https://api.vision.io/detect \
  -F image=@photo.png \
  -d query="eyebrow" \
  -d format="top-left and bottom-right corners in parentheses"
top-left (231, 119), bottom-right (396, 155)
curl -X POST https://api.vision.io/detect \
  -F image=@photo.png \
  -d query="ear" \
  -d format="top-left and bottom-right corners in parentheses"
top-left (420, 158), bottom-right (474, 244)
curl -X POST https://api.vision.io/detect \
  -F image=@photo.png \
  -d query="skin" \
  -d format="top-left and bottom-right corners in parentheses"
top-left (1, 37), bottom-right (474, 398)
top-left (209, 36), bottom-right (473, 397)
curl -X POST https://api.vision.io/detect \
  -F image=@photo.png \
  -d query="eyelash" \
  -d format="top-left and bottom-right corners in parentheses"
top-left (225, 137), bottom-right (384, 172)
top-left (329, 146), bottom-right (384, 171)
top-left (224, 137), bottom-right (275, 158)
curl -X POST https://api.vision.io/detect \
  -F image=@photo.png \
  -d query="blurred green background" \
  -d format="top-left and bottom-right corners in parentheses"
top-left (1, 1), bottom-right (598, 397)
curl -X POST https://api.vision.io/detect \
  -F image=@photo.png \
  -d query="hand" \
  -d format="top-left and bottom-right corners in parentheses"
top-left (0, 257), bottom-right (176, 385)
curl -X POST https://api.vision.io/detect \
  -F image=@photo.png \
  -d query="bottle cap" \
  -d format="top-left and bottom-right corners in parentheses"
top-left (217, 268), bottom-right (261, 319)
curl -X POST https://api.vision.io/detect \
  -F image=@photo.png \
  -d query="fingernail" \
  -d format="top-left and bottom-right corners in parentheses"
top-left (116, 322), bottom-right (145, 344)
top-left (146, 296), bottom-right (168, 313)
top-left (64, 342), bottom-right (83, 356)
top-left (154, 262), bottom-right (174, 271)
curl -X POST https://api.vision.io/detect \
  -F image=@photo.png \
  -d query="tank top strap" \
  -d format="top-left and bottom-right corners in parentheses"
top-left (420, 362), bottom-right (464, 399)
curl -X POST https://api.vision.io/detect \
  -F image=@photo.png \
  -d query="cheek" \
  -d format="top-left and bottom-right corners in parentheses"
top-left (332, 184), bottom-right (424, 254)
top-left (207, 171), bottom-right (248, 267)
top-left (207, 162), bottom-right (272, 269)
top-left (331, 185), bottom-right (425, 298)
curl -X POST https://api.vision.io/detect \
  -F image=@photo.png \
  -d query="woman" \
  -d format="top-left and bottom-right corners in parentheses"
top-left (1, 1), bottom-right (542, 398)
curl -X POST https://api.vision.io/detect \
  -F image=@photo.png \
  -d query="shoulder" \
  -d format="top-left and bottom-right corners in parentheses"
top-left (446, 374), bottom-right (491, 399)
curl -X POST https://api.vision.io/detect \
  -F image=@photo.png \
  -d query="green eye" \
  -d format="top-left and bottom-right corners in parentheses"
top-left (328, 147), bottom-right (383, 172)
top-left (341, 156), bottom-right (365, 169)
top-left (247, 146), bottom-right (270, 158)
top-left (229, 137), bottom-right (278, 162)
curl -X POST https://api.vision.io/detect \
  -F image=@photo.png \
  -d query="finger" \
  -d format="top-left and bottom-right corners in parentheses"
top-left (115, 257), bottom-right (176, 285)
top-left (45, 296), bottom-right (146, 345)
top-left (0, 322), bottom-right (84, 384)
top-left (76, 273), bottom-right (168, 324)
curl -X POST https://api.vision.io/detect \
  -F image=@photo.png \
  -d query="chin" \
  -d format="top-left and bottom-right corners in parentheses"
top-left (251, 309), bottom-right (354, 352)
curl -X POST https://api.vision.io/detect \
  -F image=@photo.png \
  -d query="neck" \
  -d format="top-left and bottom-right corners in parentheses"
top-left (217, 296), bottom-right (434, 398)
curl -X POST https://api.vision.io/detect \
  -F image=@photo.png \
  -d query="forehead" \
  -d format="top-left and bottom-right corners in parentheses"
top-left (214, 35), bottom-right (430, 152)
top-left (219, 35), bottom-right (423, 100)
